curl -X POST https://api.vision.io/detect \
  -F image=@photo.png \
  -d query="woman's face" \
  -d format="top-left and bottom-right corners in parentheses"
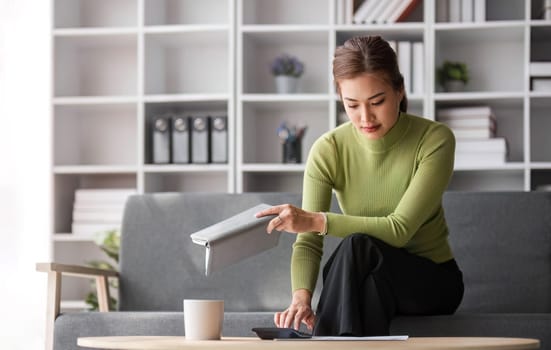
top-left (339, 72), bottom-right (404, 140)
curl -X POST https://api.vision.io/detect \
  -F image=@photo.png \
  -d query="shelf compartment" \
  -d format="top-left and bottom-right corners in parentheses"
top-left (54, 34), bottom-right (137, 97)
top-left (241, 100), bottom-right (329, 164)
top-left (144, 172), bottom-right (229, 192)
top-left (144, 100), bottom-right (229, 165)
top-left (241, 0), bottom-right (329, 25)
top-left (530, 97), bottom-right (551, 162)
top-left (531, 169), bottom-right (551, 190)
top-left (145, 31), bottom-right (229, 95)
top-left (242, 31), bottom-right (329, 94)
top-left (530, 25), bottom-right (551, 62)
top-left (531, 0), bottom-right (551, 20)
top-left (54, 174), bottom-right (137, 234)
top-left (448, 169), bottom-right (525, 191)
top-left (54, 104), bottom-right (138, 166)
top-left (435, 26), bottom-right (524, 93)
top-left (435, 99), bottom-right (525, 163)
top-left (145, 0), bottom-right (229, 26)
top-left (242, 172), bottom-right (304, 193)
top-left (54, 0), bottom-right (137, 28)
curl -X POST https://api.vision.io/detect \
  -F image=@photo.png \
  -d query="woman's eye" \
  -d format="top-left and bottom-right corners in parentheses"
top-left (347, 105), bottom-right (358, 109)
top-left (372, 99), bottom-right (385, 106)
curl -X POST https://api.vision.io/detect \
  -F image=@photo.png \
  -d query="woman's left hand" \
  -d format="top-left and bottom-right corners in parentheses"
top-left (255, 204), bottom-right (325, 234)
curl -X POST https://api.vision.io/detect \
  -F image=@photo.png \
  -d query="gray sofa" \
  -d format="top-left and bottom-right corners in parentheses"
top-left (50, 192), bottom-right (550, 350)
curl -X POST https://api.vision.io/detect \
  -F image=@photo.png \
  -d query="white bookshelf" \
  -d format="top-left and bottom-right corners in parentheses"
top-left (51, 0), bottom-right (551, 306)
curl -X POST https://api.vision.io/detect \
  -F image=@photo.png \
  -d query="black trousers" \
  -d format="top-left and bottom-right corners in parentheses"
top-left (313, 234), bottom-right (464, 336)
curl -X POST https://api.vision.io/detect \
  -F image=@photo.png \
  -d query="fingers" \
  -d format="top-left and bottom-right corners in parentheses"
top-left (274, 307), bottom-right (314, 330)
top-left (255, 205), bottom-right (286, 218)
top-left (267, 215), bottom-right (284, 234)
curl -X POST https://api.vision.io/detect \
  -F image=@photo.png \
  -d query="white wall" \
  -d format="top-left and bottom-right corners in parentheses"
top-left (0, 0), bottom-right (51, 348)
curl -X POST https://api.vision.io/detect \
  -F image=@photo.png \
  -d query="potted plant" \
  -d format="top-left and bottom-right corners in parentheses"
top-left (85, 229), bottom-right (120, 311)
top-left (271, 54), bottom-right (305, 94)
top-left (436, 61), bottom-right (469, 92)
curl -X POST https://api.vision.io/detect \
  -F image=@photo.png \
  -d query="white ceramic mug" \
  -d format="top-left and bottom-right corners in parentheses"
top-left (183, 299), bottom-right (224, 340)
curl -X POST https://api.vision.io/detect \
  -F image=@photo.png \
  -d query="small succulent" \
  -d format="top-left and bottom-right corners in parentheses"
top-left (271, 54), bottom-right (305, 78)
top-left (436, 61), bottom-right (469, 87)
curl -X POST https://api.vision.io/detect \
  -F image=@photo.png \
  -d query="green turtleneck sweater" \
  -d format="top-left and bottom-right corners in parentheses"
top-left (291, 113), bottom-right (456, 293)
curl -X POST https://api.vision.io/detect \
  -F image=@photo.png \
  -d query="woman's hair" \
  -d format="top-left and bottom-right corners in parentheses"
top-left (333, 35), bottom-right (408, 112)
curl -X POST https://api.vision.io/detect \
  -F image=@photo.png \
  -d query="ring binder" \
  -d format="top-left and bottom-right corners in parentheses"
top-left (172, 116), bottom-right (191, 164)
top-left (210, 116), bottom-right (228, 163)
top-left (191, 115), bottom-right (211, 164)
top-left (152, 115), bottom-right (171, 164)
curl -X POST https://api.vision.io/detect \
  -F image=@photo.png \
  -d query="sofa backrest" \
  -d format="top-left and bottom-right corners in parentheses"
top-left (444, 191), bottom-right (551, 313)
top-left (119, 191), bottom-right (551, 313)
top-left (119, 192), bottom-right (342, 312)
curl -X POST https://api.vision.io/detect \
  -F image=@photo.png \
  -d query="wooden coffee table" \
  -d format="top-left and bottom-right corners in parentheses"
top-left (77, 336), bottom-right (540, 350)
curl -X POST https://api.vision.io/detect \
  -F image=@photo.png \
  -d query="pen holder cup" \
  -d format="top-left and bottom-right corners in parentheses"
top-left (282, 139), bottom-right (302, 163)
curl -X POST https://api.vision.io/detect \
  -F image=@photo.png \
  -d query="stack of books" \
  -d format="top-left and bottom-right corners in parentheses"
top-left (437, 0), bottom-right (486, 23)
top-left (337, 0), bottom-right (421, 25)
top-left (530, 62), bottom-right (551, 92)
top-left (437, 106), bottom-right (507, 167)
top-left (71, 188), bottom-right (136, 237)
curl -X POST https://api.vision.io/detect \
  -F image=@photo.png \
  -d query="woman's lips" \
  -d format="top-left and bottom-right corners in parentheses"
top-left (361, 125), bottom-right (381, 133)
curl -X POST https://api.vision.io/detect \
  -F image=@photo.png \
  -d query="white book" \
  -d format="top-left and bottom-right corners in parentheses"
top-left (75, 188), bottom-right (136, 203)
top-left (379, 0), bottom-right (403, 23)
top-left (532, 78), bottom-right (551, 91)
top-left (363, 0), bottom-right (390, 24)
top-left (437, 106), bottom-right (493, 119)
top-left (73, 203), bottom-right (126, 212)
top-left (461, 0), bottom-right (473, 22)
top-left (73, 211), bottom-right (123, 223)
top-left (388, 40), bottom-right (397, 53)
top-left (449, 0), bottom-right (462, 22)
top-left (474, 0), bottom-right (486, 22)
top-left (72, 223), bottom-right (121, 236)
top-left (336, 0), bottom-right (345, 24)
top-left (353, 0), bottom-right (377, 24)
top-left (455, 151), bottom-right (506, 166)
top-left (345, 0), bottom-right (354, 24)
top-left (190, 204), bottom-right (280, 276)
top-left (452, 128), bottom-right (495, 139)
top-left (412, 42), bottom-right (424, 94)
top-left (530, 62), bottom-right (551, 77)
top-left (436, 0), bottom-right (448, 22)
top-left (441, 116), bottom-right (496, 129)
top-left (397, 41), bottom-right (412, 94)
top-left (455, 138), bottom-right (507, 153)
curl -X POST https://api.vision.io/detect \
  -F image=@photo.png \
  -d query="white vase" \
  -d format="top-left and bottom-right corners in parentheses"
top-left (275, 76), bottom-right (299, 94)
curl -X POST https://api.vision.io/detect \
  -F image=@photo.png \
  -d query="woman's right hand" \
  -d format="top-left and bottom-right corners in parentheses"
top-left (274, 289), bottom-right (315, 331)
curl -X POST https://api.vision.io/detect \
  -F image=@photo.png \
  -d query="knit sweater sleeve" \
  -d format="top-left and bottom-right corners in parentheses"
top-left (326, 124), bottom-right (455, 247)
top-left (290, 135), bottom-right (337, 293)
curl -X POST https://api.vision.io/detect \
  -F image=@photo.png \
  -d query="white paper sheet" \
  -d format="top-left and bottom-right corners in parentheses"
top-left (276, 335), bottom-right (409, 341)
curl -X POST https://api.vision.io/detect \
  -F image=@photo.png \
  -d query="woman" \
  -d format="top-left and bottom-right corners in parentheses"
top-left (256, 35), bottom-right (464, 336)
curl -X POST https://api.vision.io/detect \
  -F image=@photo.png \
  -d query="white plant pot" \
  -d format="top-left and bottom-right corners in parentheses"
top-left (444, 80), bottom-right (466, 92)
top-left (275, 76), bottom-right (299, 94)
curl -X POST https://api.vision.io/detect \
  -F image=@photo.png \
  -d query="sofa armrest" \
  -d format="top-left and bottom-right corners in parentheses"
top-left (36, 262), bottom-right (119, 350)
